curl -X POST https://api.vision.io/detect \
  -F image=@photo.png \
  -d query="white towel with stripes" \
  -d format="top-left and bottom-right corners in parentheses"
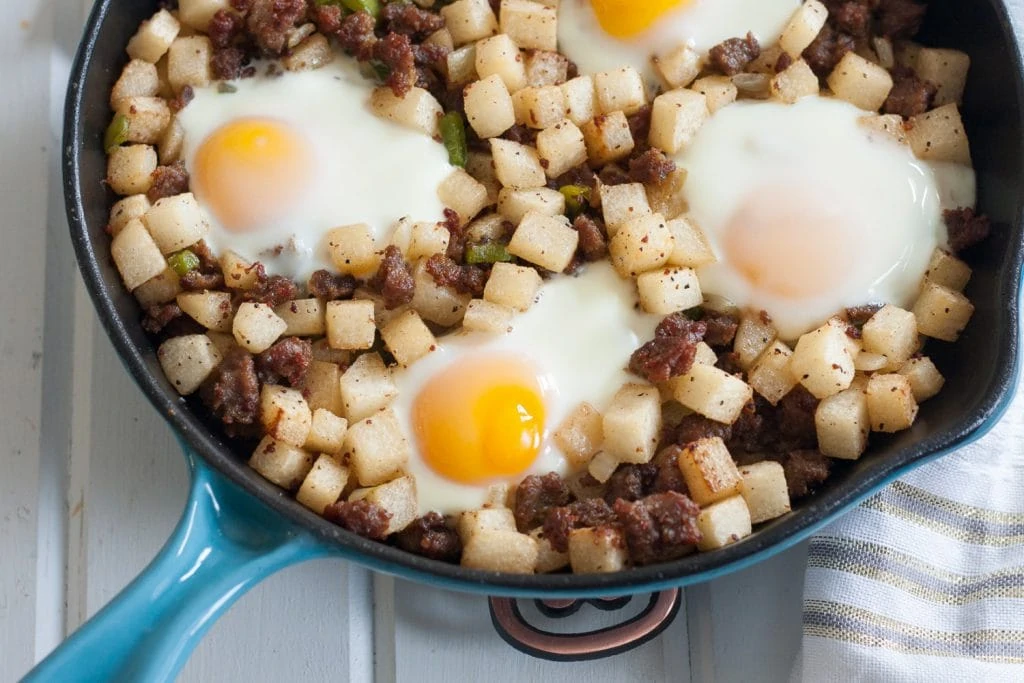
top-left (795, 381), bottom-right (1024, 682)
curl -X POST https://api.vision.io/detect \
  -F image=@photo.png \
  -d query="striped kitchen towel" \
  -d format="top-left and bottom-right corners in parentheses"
top-left (795, 381), bottom-right (1024, 682)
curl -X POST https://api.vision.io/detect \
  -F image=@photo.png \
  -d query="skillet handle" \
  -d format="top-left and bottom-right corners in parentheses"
top-left (23, 447), bottom-right (332, 683)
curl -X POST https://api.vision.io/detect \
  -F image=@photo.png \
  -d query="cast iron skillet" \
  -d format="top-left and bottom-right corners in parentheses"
top-left (25, 0), bottom-right (1024, 679)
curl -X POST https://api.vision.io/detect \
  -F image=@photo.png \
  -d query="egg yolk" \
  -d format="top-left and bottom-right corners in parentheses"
top-left (722, 185), bottom-right (859, 298)
top-left (590, 0), bottom-right (688, 38)
top-left (411, 355), bottom-right (546, 485)
top-left (192, 118), bottom-right (311, 232)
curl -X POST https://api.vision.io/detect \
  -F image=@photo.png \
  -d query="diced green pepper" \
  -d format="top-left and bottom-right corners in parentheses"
top-left (560, 184), bottom-right (590, 219)
top-left (440, 111), bottom-right (468, 168)
top-left (315, 0), bottom-right (380, 18)
top-left (104, 113), bottom-right (129, 154)
top-left (167, 249), bottom-right (200, 277)
top-left (465, 242), bottom-right (513, 265)
top-left (217, 82), bottom-right (238, 94)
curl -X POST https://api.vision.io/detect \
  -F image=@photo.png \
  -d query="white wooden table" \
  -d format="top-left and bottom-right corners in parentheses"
top-left (1, 1), bottom-right (1018, 681)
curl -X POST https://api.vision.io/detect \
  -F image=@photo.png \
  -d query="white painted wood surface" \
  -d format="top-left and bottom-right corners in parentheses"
top-left (1, 1), bottom-right (1020, 682)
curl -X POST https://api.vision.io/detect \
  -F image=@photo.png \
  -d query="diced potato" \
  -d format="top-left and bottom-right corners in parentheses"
top-left (405, 221), bottom-right (451, 262)
top-left (114, 96), bottom-right (170, 145)
top-left (167, 36), bottom-right (212, 93)
top-left (484, 483), bottom-right (513, 509)
top-left (581, 111), bottom-right (634, 166)
top-left (748, 341), bottom-right (797, 406)
top-left (677, 437), bottom-right (742, 506)
top-left (595, 67), bottom-right (647, 115)
top-left (600, 183), bottom-right (651, 235)
top-left (666, 216), bottom-right (716, 268)
top-left (696, 496), bottom-right (752, 551)
top-left (746, 45), bottom-right (784, 75)
top-left (325, 224), bottom-right (380, 277)
top-left (649, 88), bottom-right (709, 154)
top-left (693, 341), bottom-right (718, 367)
top-left (311, 340), bottom-right (350, 365)
top-left (463, 299), bottom-right (515, 334)
top-left (344, 408), bottom-right (410, 486)
top-left (914, 48), bottom-right (970, 106)
top-left (296, 454), bottom-right (349, 514)
top-left (790, 319), bottom-right (856, 399)
top-left (249, 436), bottom-right (314, 491)
top-left (462, 529), bottom-right (539, 573)
top-left (913, 281), bottom-right (974, 341)
top-left (110, 218), bottom-right (166, 290)
top-left (177, 291), bottom-right (233, 332)
top-left (497, 187), bottom-right (566, 222)
top-left (507, 212), bottom-right (579, 272)
top-left (490, 138), bottom-right (546, 189)
top-left (770, 59), bottom-right (819, 104)
top-left (350, 476), bottom-right (418, 535)
top-left (602, 384), bottom-right (661, 464)
top-left (381, 310), bottom-right (437, 366)
top-left (411, 258), bottom-right (472, 326)
top-left (468, 212), bottom-right (513, 244)
top-left (177, 0), bottom-right (230, 32)
top-left (458, 507), bottom-right (517, 544)
top-left (690, 76), bottom-right (737, 114)
top-left (126, 9), bottom-right (180, 63)
top-left (862, 304), bottom-right (918, 365)
top-left (369, 86), bottom-right (443, 137)
top-left (637, 267), bottom-right (702, 315)
top-left (475, 34), bottom-right (527, 92)
top-left (779, 0), bottom-right (828, 57)
top-left (158, 117), bottom-right (184, 164)
top-left (531, 529), bottom-right (570, 573)
top-left (587, 450), bottom-right (619, 484)
top-left (670, 364), bottom-right (753, 424)
top-left (134, 267), bottom-right (182, 308)
top-left (107, 144), bottom-right (158, 196)
top-left (446, 44), bottom-right (478, 85)
top-left (553, 402), bottom-right (604, 467)
top-left (645, 167), bottom-right (689, 220)
top-left (924, 248), bottom-right (971, 291)
top-left (815, 386), bottom-right (870, 459)
top-left (464, 74), bottom-right (516, 139)
top-left (609, 213), bottom-right (675, 277)
top-left (827, 52), bottom-right (893, 112)
top-left (738, 461), bottom-right (791, 524)
top-left (906, 104), bottom-right (972, 165)
top-left (273, 299), bottom-right (325, 337)
top-left (108, 194), bottom-right (152, 236)
top-left (441, 0), bottom-right (498, 46)
top-left (339, 353), bottom-right (397, 421)
top-left (499, 0), bottom-right (557, 51)
top-left (325, 300), bottom-right (376, 351)
top-left (483, 262), bottom-right (544, 312)
top-left (232, 302), bottom-right (287, 353)
top-left (734, 312), bottom-right (778, 370)
top-left (157, 334), bottom-right (222, 395)
top-left (438, 169), bottom-right (490, 225)
top-left (465, 151), bottom-right (501, 205)
top-left (143, 192), bottom-right (208, 254)
top-left (653, 44), bottom-right (702, 90)
top-left (898, 356), bottom-right (945, 402)
top-left (304, 408), bottom-right (348, 456)
top-left (855, 351), bottom-right (888, 372)
top-left (561, 75), bottom-right (597, 126)
top-left (568, 526), bottom-right (629, 574)
top-left (866, 373), bottom-right (918, 432)
top-left (859, 113), bottom-right (909, 145)
top-left (282, 33), bottom-right (333, 72)
top-left (524, 49), bottom-right (569, 87)
top-left (260, 385), bottom-right (312, 448)
top-left (303, 360), bottom-right (344, 415)
top-left (513, 85), bottom-right (568, 130)
top-left (217, 250), bottom-right (258, 291)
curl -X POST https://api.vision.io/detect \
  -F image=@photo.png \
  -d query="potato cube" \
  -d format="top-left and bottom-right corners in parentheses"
top-left (108, 194), bottom-right (152, 236)
top-left (748, 341), bottom-right (798, 406)
top-left (862, 304), bottom-right (918, 365)
top-left (914, 48), bottom-right (970, 106)
top-left (609, 213), bottom-right (675, 277)
top-left (790, 319), bottom-right (856, 399)
top-left (859, 113), bottom-right (910, 145)
top-left (855, 351), bottom-right (888, 372)
top-left (670, 364), bottom-right (753, 424)
top-left (325, 300), bottom-right (376, 351)
top-left (490, 138), bottom-right (546, 189)
top-left (134, 267), bottom-right (182, 308)
top-left (524, 49), bottom-right (569, 87)
top-left (232, 302), bottom-right (286, 353)
top-left (126, 9), bottom-right (180, 63)
top-left (770, 59), bottom-right (819, 103)
top-left (465, 151), bottom-right (502, 205)
top-left (260, 385), bottom-right (312, 448)
top-left (913, 281), bottom-right (974, 341)
top-left (249, 436), bottom-right (314, 491)
top-left (734, 312), bottom-right (778, 370)
top-left (463, 299), bottom-right (515, 333)
top-left (326, 224), bottom-right (380, 277)
top-left (167, 36), bottom-right (212, 93)
top-left (157, 334), bottom-right (222, 395)
top-left (311, 340), bottom-right (350, 366)
top-left (370, 86), bottom-right (443, 137)
top-left (507, 212), bottom-right (579, 272)
top-left (177, 291), bottom-right (233, 332)
top-left (595, 67), bottom-right (647, 115)
top-left (344, 408), bottom-right (410, 486)
top-left (587, 451), bottom-right (620, 484)
top-left (906, 104), bottom-right (972, 165)
top-left (350, 476), bottom-right (418, 534)
top-left (553, 402), bottom-right (604, 467)
top-left (114, 96), bottom-right (171, 145)
top-left (645, 167), bottom-right (689, 220)
top-left (411, 258), bottom-right (472, 326)
top-left (497, 187), bottom-right (566, 223)
top-left (282, 33), bottom-right (333, 72)
top-left (866, 373), bottom-right (918, 432)
top-left (158, 117), bottom-right (185, 165)
top-left (296, 454), bottom-right (349, 514)
top-left (690, 76), bottom-right (737, 114)
top-left (484, 483), bottom-right (513, 509)
top-left (475, 34), bottom-right (527, 92)
top-left (600, 183), bottom-right (652, 235)
top-left (561, 75), bottom-right (597, 126)
top-left (815, 386), bottom-right (870, 459)
top-left (461, 529), bottom-right (539, 573)
top-left (677, 437), bottom-right (742, 506)
top-left (406, 221), bottom-right (451, 262)
top-left (568, 526), bottom-right (629, 574)
top-left (216, 250), bottom-right (258, 291)
top-left (738, 461), bottom-right (791, 524)
top-left (446, 44), bottom-right (478, 85)
top-left (304, 408), bottom-right (348, 456)
top-left (143, 192), bottom-right (208, 254)
top-left (649, 88), bottom-right (709, 154)
top-left (602, 384), bottom-right (661, 464)
top-left (532, 529), bottom-right (570, 573)
top-left (696, 496), bottom-right (752, 551)
top-left (581, 111), bottom-right (634, 166)
top-left (110, 218), bottom-right (166, 290)
top-left (499, 0), bottom-right (557, 51)
top-left (177, 0), bottom-right (230, 31)
top-left (458, 507), bottom-right (516, 544)
top-left (441, 0), bottom-right (498, 46)
top-left (273, 299), bottom-right (325, 337)
top-left (107, 144), bottom-right (158, 195)
top-left (464, 74), bottom-right (516, 139)
top-left (340, 353), bottom-right (397, 421)
top-left (827, 51), bottom-right (893, 112)
top-left (898, 356), bottom-right (945, 402)
top-left (637, 267), bottom-right (702, 315)
top-left (303, 360), bottom-right (344, 415)
top-left (779, 0), bottom-right (828, 57)
top-left (924, 248), bottom-right (971, 291)
top-left (481, 263), bottom-right (542, 313)
top-left (653, 44), bottom-right (702, 90)
top-left (381, 310), bottom-right (437, 366)
top-left (666, 216), bottom-right (716, 268)
top-left (512, 85), bottom-right (567, 129)
top-left (438, 169), bottom-right (490, 225)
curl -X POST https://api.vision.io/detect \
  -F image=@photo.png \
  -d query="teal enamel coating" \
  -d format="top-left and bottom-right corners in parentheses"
top-left (22, 446), bottom-right (334, 683)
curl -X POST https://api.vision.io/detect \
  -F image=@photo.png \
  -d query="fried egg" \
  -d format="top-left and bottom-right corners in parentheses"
top-left (391, 261), bottom-right (660, 514)
top-left (176, 60), bottom-right (454, 281)
top-left (558, 0), bottom-right (801, 78)
top-left (675, 96), bottom-right (977, 341)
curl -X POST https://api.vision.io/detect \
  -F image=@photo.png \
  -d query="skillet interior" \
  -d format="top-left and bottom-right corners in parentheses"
top-left (65, 0), bottom-right (1024, 596)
